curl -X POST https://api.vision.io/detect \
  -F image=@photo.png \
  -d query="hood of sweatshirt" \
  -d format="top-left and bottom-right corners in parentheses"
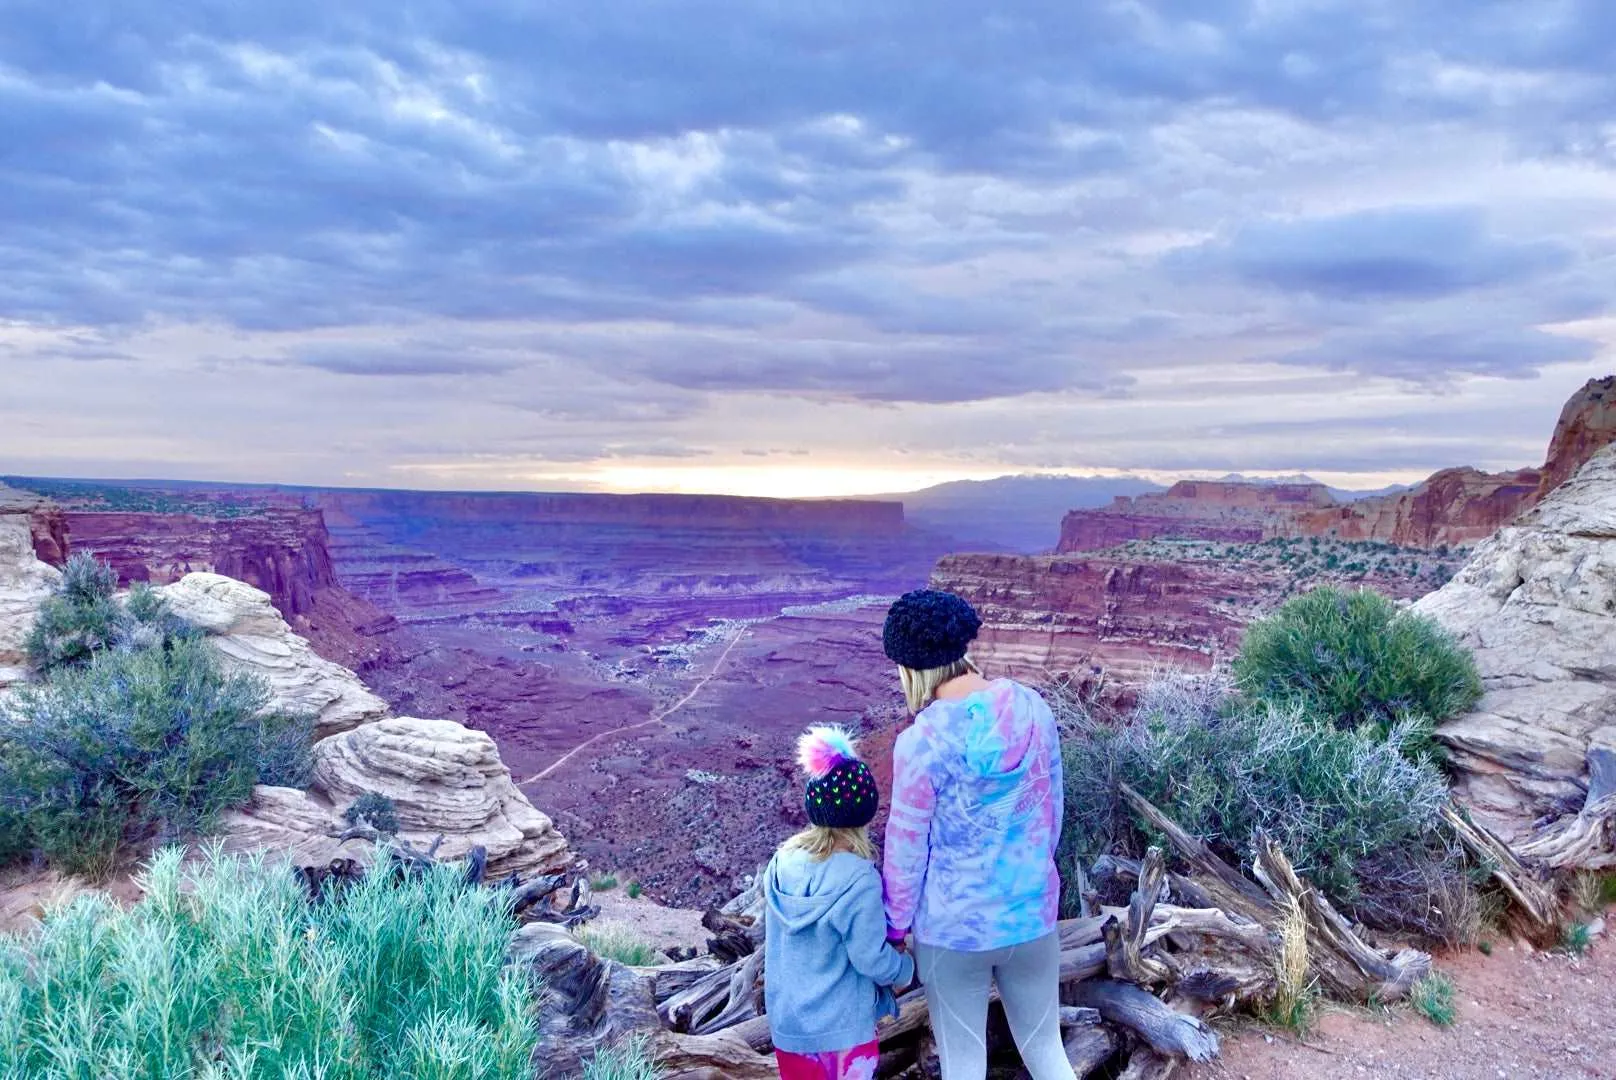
top-left (929, 679), bottom-right (1040, 794)
top-left (764, 849), bottom-right (874, 933)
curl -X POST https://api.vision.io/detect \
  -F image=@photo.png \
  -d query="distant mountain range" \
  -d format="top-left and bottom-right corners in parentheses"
top-left (885, 472), bottom-right (1413, 554)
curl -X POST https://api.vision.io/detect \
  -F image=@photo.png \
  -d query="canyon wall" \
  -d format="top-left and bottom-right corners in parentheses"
top-left (935, 544), bottom-right (1447, 689)
top-left (1058, 376), bottom-right (1616, 556)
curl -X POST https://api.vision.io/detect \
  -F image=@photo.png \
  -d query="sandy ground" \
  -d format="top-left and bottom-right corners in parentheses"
top-left (586, 876), bottom-right (713, 955)
top-left (1188, 921), bottom-right (1616, 1080)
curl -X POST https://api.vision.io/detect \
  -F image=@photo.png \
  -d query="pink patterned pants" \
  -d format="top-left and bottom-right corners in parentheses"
top-left (774, 1039), bottom-right (880, 1080)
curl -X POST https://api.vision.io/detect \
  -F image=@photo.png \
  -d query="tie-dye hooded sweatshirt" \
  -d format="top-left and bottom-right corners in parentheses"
top-left (881, 678), bottom-right (1064, 952)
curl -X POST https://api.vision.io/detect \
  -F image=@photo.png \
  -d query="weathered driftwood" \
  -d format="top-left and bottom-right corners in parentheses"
top-left (652, 1028), bottom-right (778, 1080)
top-left (1104, 848), bottom-right (1172, 985)
top-left (1517, 747), bottom-right (1616, 871)
top-left (1121, 784), bottom-right (1430, 1005)
top-left (1066, 979), bottom-right (1218, 1061)
top-left (702, 905), bottom-right (762, 963)
top-left (1442, 804), bottom-right (1561, 929)
top-left (1062, 1021), bottom-right (1118, 1076)
top-left (1250, 833), bottom-right (1430, 1003)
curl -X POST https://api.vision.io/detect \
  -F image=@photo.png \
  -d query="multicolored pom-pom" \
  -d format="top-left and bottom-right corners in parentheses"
top-left (796, 725), bottom-right (860, 780)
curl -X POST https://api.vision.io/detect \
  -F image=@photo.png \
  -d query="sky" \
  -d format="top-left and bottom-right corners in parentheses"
top-left (2, 1), bottom-right (1615, 498)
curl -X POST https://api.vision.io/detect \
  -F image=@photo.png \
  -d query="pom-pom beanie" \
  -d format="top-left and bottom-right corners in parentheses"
top-left (797, 726), bottom-right (879, 829)
top-left (882, 588), bottom-right (982, 670)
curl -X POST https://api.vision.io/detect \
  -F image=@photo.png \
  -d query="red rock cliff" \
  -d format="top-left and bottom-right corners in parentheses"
top-left (1058, 481), bottom-right (1334, 553)
top-left (59, 507), bottom-right (402, 671)
top-left (1538, 375), bottom-right (1616, 497)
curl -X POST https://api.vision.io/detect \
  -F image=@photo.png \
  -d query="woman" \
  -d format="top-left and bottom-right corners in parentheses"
top-left (880, 589), bottom-right (1074, 1080)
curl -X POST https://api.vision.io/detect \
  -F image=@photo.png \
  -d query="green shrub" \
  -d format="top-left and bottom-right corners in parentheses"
top-left (25, 553), bottom-right (125, 672)
top-left (24, 557), bottom-right (198, 674)
top-left (626, 882), bottom-right (643, 899)
top-left (1056, 675), bottom-right (1472, 942)
top-left (576, 926), bottom-right (661, 967)
top-left (592, 873), bottom-right (620, 891)
top-left (344, 792), bottom-right (402, 836)
top-left (1233, 587), bottom-right (1481, 757)
top-left (0, 638), bottom-right (312, 877)
top-left (582, 1036), bottom-right (662, 1080)
top-left (0, 846), bottom-right (539, 1078)
top-left (1410, 972), bottom-right (1457, 1027)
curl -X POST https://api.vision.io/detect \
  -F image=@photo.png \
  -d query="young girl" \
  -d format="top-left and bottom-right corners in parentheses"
top-left (764, 727), bottom-right (915, 1080)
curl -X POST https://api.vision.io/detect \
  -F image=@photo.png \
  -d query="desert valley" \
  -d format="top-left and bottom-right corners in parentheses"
top-left (5, 376), bottom-right (1611, 909)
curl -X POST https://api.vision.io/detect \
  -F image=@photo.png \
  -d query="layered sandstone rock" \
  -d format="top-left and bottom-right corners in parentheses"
top-left (1285, 467), bottom-right (1542, 548)
top-left (1058, 482), bottom-right (1332, 553)
top-left (154, 573), bottom-right (388, 738)
top-left (934, 552), bottom-right (1253, 681)
top-left (0, 486), bottom-right (62, 688)
top-left (1413, 444), bottom-right (1616, 849)
top-left (222, 717), bottom-right (575, 877)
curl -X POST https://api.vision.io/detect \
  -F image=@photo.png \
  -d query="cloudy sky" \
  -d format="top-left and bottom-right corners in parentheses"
top-left (3, 1), bottom-right (1614, 497)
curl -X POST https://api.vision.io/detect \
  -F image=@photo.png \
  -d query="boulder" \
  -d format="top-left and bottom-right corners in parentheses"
top-left (1414, 444), bottom-right (1616, 853)
top-left (222, 717), bottom-right (575, 878)
top-left (155, 572), bottom-right (388, 738)
top-left (0, 487), bottom-right (62, 689)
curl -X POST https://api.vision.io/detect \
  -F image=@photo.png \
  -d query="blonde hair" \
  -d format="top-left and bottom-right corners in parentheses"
top-left (898, 655), bottom-right (980, 714)
top-left (782, 825), bottom-right (875, 862)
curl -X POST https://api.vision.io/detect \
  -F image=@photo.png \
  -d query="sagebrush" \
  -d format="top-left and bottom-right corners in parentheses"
top-left (1232, 587), bottom-right (1481, 759)
top-left (1055, 674), bottom-right (1474, 942)
top-left (0, 638), bottom-right (312, 876)
top-left (581, 1036), bottom-right (662, 1080)
top-left (0, 847), bottom-right (539, 1078)
top-left (24, 555), bottom-right (196, 673)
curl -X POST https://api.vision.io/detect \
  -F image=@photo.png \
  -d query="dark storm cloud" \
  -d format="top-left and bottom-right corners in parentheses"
top-left (2, 0), bottom-right (1614, 413)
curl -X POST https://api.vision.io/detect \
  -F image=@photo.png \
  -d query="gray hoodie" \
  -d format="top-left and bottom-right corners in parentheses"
top-left (763, 847), bottom-right (916, 1055)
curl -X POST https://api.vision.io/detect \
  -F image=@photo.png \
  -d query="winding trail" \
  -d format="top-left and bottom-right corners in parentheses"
top-left (516, 625), bottom-right (750, 788)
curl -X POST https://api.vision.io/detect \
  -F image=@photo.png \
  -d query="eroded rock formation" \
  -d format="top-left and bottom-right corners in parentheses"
top-left (155, 573), bottom-right (389, 739)
top-left (0, 485), bottom-right (62, 688)
top-left (223, 717), bottom-right (575, 878)
top-left (1058, 481), bottom-right (1333, 553)
top-left (1413, 444), bottom-right (1616, 854)
top-left (1539, 375), bottom-right (1616, 497)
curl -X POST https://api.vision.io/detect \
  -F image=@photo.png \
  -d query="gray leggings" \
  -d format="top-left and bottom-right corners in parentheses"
top-left (916, 932), bottom-right (1076, 1080)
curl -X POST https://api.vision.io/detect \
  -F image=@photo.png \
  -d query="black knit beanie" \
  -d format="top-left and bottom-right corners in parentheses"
top-left (882, 589), bottom-right (982, 670)
top-left (797, 727), bottom-right (880, 829)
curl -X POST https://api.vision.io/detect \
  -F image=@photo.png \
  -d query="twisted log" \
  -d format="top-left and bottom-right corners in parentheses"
top-left (1065, 979), bottom-right (1218, 1061)
top-left (1516, 748), bottom-right (1616, 872)
top-left (1443, 804), bottom-right (1561, 929)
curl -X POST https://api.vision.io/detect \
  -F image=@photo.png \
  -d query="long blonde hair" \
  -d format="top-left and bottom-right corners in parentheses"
top-left (898, 655), bottom-right (980, 714)
top-left (782, 825), bottom-right (875, 862)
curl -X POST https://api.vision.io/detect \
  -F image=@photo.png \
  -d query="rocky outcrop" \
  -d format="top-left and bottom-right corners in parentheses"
top-left (1059, 473), bottom-right (1539, 553)
top-left (1060, 378), bottom-right (1616, 555)
top-left (0, 486), bottom-right (62, 688)
top-left (154, 573), bottom-right (388, 739)
top-left (1058, 482), bottom-right (1332, 553)
top-left (1413, 444), bottom-right (1616, 853)
top-left (1539, 376), bottom-right (1616, 498)
top-left (1284, 467), bottom-right (1542, 548)
top-left (221, 717), bottom-right (575, 878)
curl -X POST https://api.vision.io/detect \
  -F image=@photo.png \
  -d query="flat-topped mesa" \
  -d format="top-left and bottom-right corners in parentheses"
top-left (1058, 481), bottom-right (1335, 553)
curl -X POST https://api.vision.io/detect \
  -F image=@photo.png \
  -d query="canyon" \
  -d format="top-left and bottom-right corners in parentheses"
top-left (2, 479), bottom-right (944, 904)
top-left (6, 375), bottom-right (1611, 905)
